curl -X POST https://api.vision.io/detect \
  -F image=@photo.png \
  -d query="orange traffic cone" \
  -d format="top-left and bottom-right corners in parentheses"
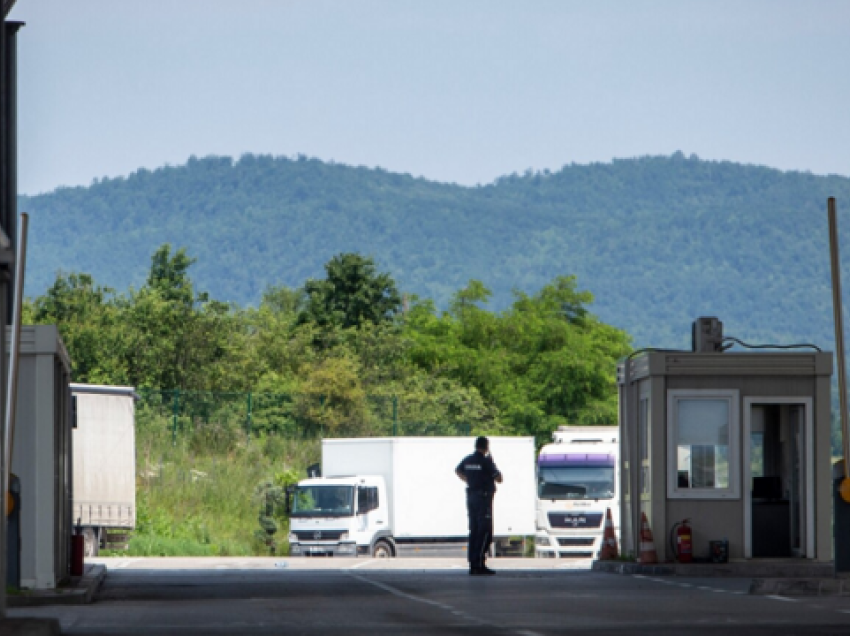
top-left (638, 512), bottom-right (658, 564)
top-left (598, 508), bottom-right (619, 560)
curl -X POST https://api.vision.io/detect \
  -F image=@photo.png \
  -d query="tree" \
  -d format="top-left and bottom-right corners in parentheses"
top-left (404, 274), bottom-right (632, 441)
top-left (146, 244), bottom-right (196, 306)
top-left (295, 356), bottom-right (370, 436)
top-left (299, 253), bottom-right (401, 330)
top-left (29, 273), bottom-right (127, 383)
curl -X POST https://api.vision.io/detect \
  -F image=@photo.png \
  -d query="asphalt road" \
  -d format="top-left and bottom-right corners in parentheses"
top-left (10, 558), bottom-right (850, 635)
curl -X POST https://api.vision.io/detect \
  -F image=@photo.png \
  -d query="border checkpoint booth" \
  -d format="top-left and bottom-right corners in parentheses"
top-left (8, 325), bottom-right (73, 589)
top-left (618, 318), bottom-right (833, 564)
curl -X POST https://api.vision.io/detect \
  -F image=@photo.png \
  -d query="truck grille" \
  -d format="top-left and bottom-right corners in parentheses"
top-left (557, 537), bottom-right (595, 546)
top-left (548, 512), bottom-right (603, 529)
top-left (293, 530), bottom-right (346, 542)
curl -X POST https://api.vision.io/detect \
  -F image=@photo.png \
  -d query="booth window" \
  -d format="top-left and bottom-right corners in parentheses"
top-left (667, 390), bottom-right (740, 499)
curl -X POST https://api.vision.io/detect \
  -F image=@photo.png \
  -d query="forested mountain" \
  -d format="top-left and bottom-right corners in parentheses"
top-left (21, 152), bottom-right (850, 349)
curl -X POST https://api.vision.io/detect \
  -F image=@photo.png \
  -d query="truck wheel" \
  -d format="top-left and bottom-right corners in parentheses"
top-left (372, 540), bottom-right (393, 558)
top-left (82, 528), bottom-right (99, 557)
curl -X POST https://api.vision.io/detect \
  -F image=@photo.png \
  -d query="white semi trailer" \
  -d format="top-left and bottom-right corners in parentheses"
top-left (288, 437), bottom-right (536, 557)
top-left (534, 426), bottom-right (619, 559)
top-left (71, 384), bottom-right (137, 556)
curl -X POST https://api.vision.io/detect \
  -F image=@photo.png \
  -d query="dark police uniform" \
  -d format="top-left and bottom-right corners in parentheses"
top-left (456, 450), bottom-right (501, 570)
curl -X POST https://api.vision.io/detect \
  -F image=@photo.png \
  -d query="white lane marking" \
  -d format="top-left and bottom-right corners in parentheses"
top-left (516, 631), bottom-right (544, 636)
top-left (632, 574), bottom-right (749, 597)
top-left (347, 560), bottom-right (376, 570)
top-left (348, 572), bottom-right (491, 627)
top-left (766, 595), bottom-right (798, 602)
top-left (837, 610), bottom-right (850, 614)
top-left (114, 558), bottom-right (144, 569)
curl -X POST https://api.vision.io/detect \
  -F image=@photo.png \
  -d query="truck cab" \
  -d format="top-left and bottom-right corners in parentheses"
top-left (288, 476), bottom-right (394, 558)
top-left (535, 426), bottom-right (618, 559)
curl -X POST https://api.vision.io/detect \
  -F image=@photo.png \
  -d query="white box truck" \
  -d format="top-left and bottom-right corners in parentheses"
top-left (534, 426), bottom-right (619, 558)
top-left (71, 383), bottom-right (137, 556)
top-left (288, 437), bottom-right (536, 557)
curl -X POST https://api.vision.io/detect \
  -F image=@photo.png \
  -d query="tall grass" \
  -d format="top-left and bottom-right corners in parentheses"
top-left (111, 407), bottom-right (320, 557)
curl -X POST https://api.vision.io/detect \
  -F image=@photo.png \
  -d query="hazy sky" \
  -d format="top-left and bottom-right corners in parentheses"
top-left (8, 0), bottom-right (850, 195)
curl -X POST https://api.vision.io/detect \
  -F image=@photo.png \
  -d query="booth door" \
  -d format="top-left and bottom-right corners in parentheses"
top-left (747, 401), bottom-right (811, 559)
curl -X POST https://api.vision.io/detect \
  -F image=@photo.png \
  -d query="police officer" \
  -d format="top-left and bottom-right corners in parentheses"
top-left (455, 436), bottom-right (502, 576)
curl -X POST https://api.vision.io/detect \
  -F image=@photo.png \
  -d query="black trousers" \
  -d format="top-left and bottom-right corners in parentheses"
top-left (466, 490), bottom-right (493, 569)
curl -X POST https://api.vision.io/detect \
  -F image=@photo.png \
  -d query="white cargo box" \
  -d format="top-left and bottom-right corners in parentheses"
top-left (71, 384), bottom-right (137, 529)
top-left (322, 437), bottom-right (536, 539)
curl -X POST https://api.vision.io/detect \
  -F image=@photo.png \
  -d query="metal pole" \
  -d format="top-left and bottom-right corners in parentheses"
top-left (246, 392), bottom-right (252, 442)
top-left (172, 389), bottom-right (179, 447)
top-left (3, 212), bottom-right (26, 476)
top-left (392, 396), bottom-right (398, 436)
top-left (0, 277), bottom-right (7, 619)
top-left (624, 356), bottom-right (641, 559)
top-left (0, 21), bottom-right (23, 620)
top-left (828, 198), bottom-right (850, 481)
top-left (1, 212), bottom-right (25, 617)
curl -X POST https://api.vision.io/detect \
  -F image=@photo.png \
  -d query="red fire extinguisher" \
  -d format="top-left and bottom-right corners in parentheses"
top-left (670, 519), bottom-right (693, 563)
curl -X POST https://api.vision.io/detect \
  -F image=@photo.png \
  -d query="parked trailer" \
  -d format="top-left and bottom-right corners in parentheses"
top-left (288, 437), bottom-right (536, 557)
top-left (71, 384), bottom-right (137, 556)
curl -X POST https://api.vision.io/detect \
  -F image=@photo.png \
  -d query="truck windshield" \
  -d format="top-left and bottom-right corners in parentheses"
top-left (291, 485), bottom-right (355, 517)
top-left (538, 466), bottom-right (615, 500)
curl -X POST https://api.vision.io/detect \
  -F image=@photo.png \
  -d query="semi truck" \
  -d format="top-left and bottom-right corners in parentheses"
top-left (71, 383), bottom-right (138, 556)
top-left (534, 426), bottom-right (618, 559)
top-left (287, 437), bottom-right (536, 557)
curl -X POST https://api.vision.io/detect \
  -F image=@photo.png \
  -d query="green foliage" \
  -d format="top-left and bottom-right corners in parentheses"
top-left (40, 244), bottom-right (631, 555)
top-left (299, 253), bottom-right (401, 330)
top-left (121, 410), bottom-right (320, 557)
top-left (146, 244), bottom-right (196, 306)
top-left (406, 276), bottom-right (630, 442)
top-left (28, 244), bottom-right (628, 443)
top-left (20, 153), bottom-right (850, 352)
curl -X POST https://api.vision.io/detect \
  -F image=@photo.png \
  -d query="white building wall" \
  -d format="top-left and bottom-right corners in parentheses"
top-left (9, 325), bottom-right (72, 589)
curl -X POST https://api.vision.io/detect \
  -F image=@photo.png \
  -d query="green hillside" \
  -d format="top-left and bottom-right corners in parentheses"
top-left (21, 152), bottom-right (850, 349)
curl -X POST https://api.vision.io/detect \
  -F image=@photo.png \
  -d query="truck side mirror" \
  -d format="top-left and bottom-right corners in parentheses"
top-left (285, 485), bottom-right (294, 515)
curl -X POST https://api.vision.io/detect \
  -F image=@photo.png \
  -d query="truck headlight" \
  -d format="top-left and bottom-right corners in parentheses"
top-left (340, 532), bottom-right (349, 541)
top-left (536, 536), bottom-right (550, 547)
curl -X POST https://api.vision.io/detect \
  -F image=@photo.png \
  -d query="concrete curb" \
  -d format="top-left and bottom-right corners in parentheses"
top-left (592, 560), bottom-right (834, 579)
top-left (0, 618), bottom-right (61, 636)
top-left (750, 577), bottom-right (850, 597)
top-left (591, 561), bottom-right (675, 576)
top-left (8, 563), bottom-right (107, 607)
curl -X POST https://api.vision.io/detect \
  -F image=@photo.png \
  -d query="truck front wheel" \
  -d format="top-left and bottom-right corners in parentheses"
top-left (372, 540), bottom-right (393, 558)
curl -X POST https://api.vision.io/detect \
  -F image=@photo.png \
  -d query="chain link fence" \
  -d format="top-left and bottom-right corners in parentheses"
top-left (137, 390), bottom-right (473, 446)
